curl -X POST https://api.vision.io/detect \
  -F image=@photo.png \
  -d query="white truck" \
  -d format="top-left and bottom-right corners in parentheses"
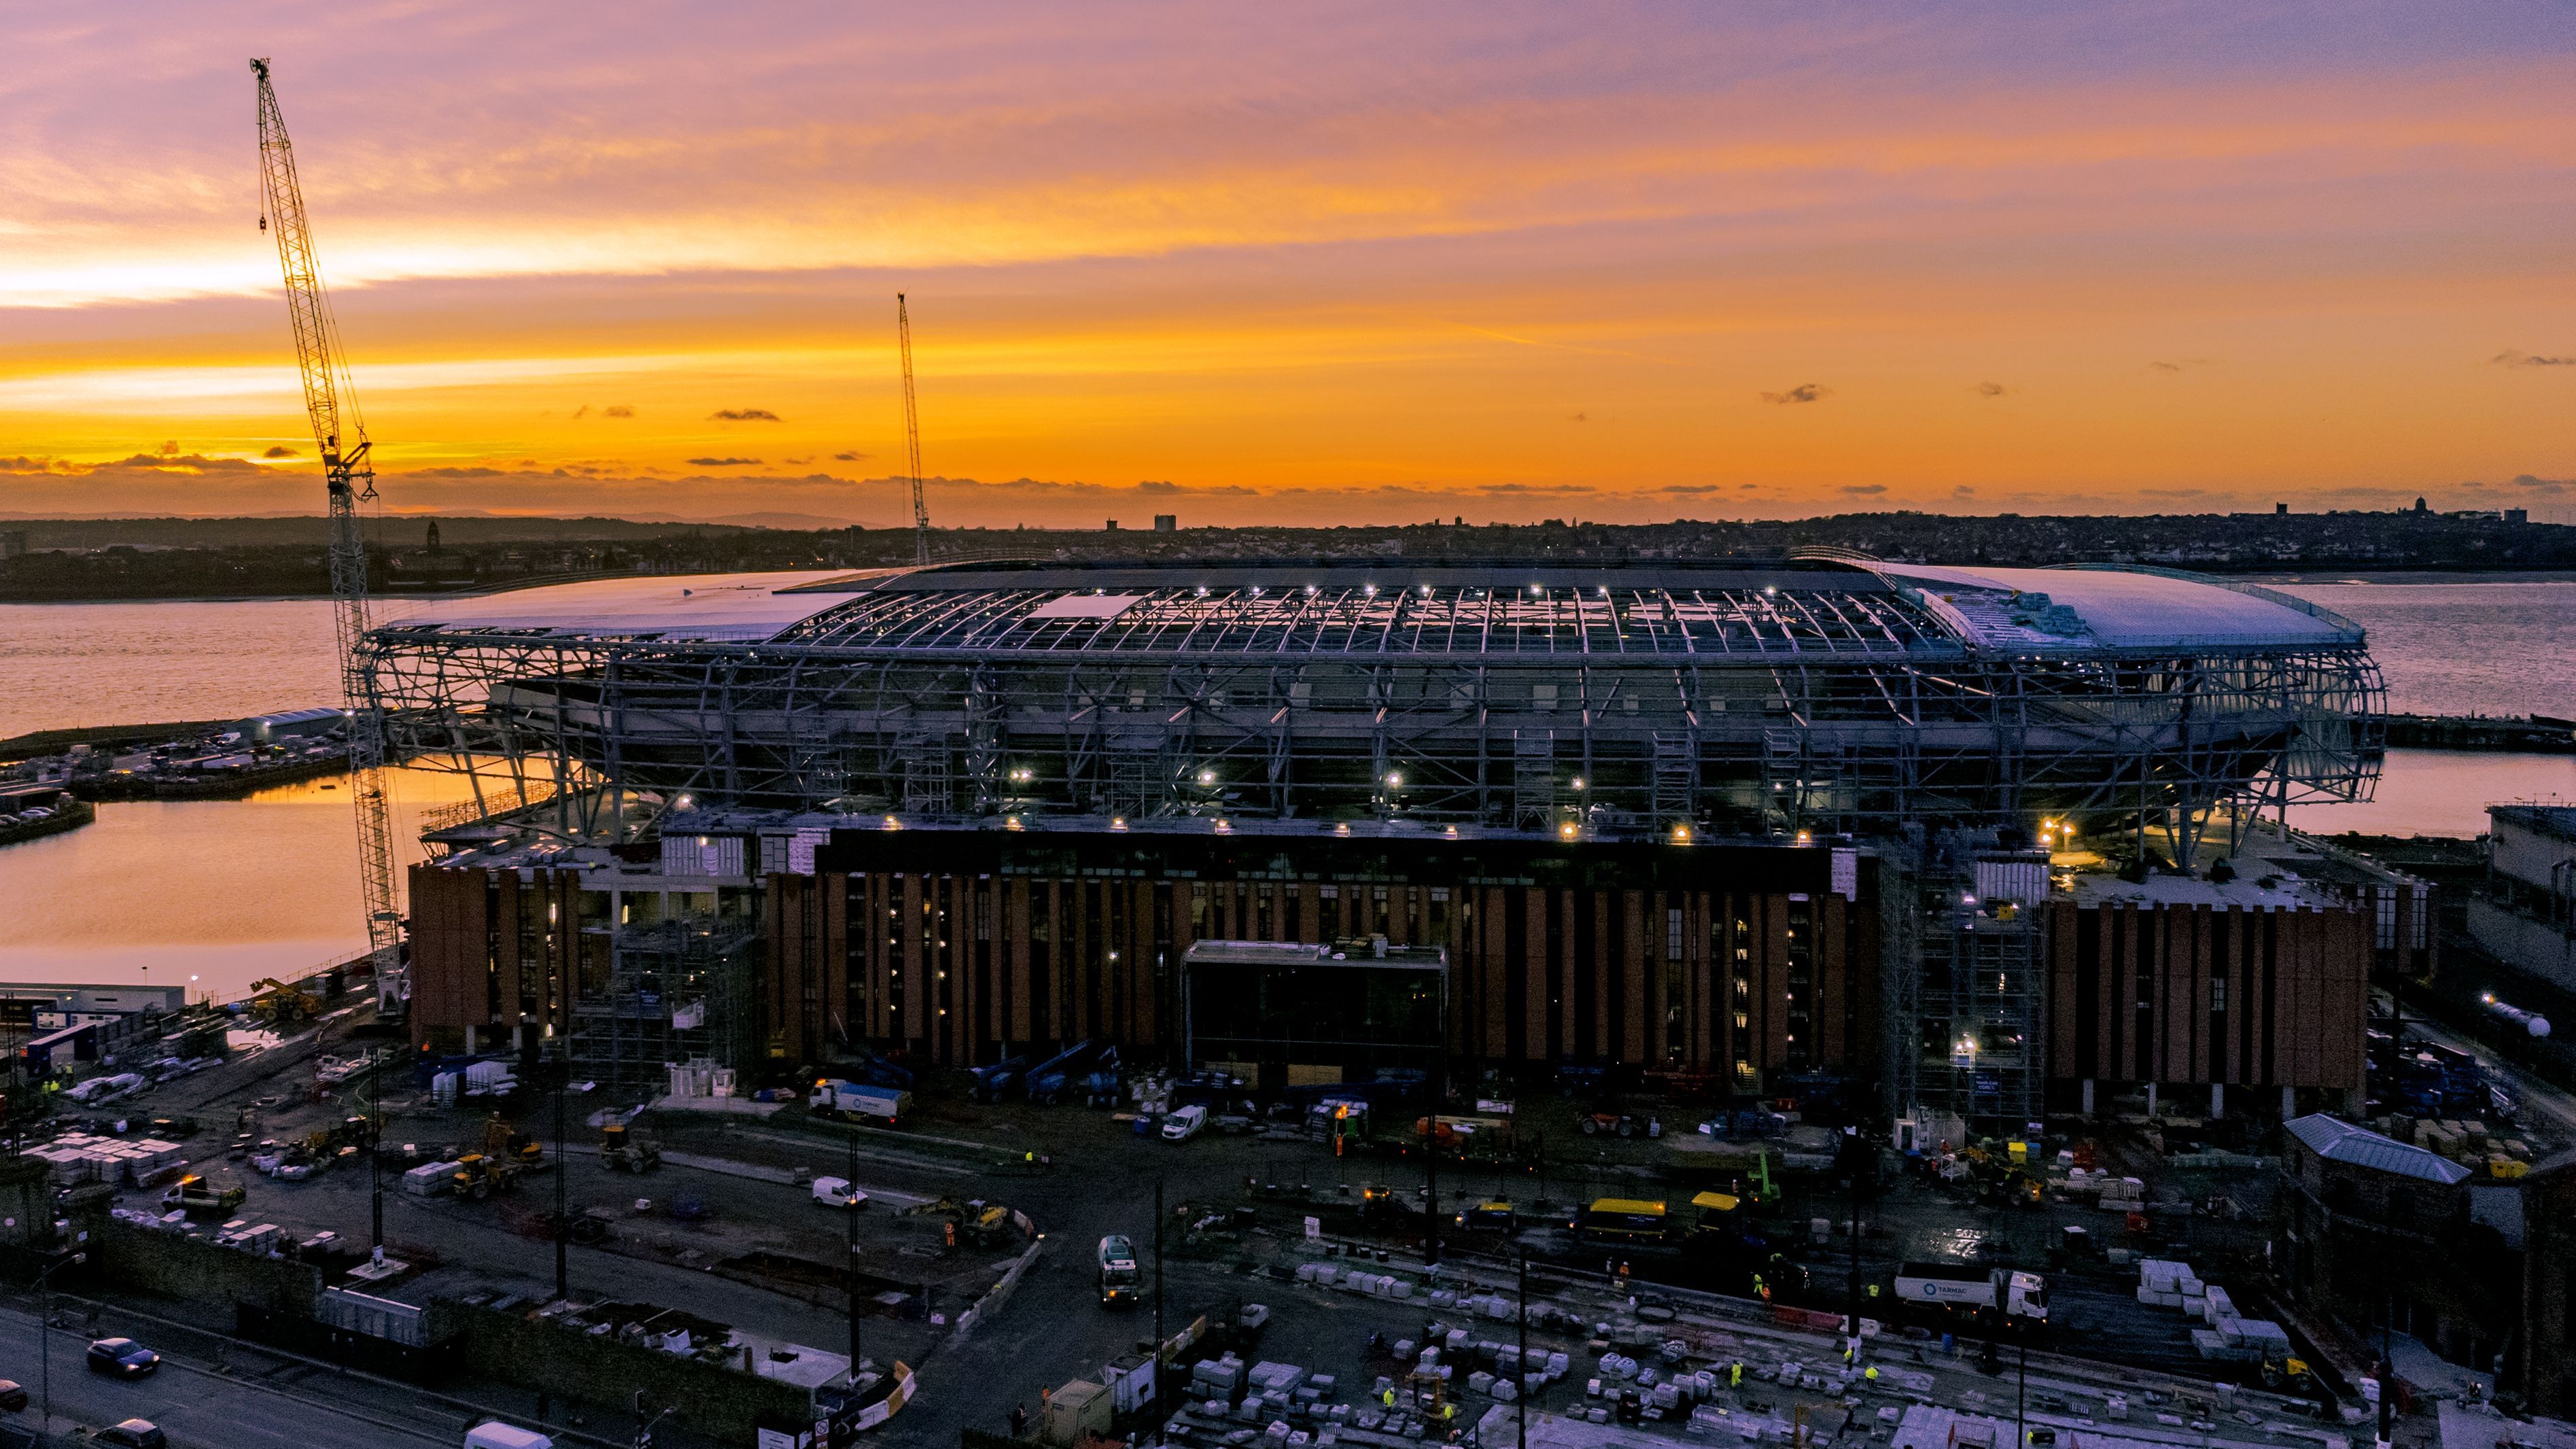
top-left (1098, 1234), bottom-right (1141, 1306)
top-left (464, 1422), bottom-right (553, 1449)
top-left (1894, 1261), bottom-right (2049, 1328)
top-left (810, 1079), bottom-right (913, 1127)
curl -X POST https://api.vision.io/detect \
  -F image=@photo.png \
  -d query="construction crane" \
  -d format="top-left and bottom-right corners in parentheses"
top-left (251, 58), bottom-right (404, 1018)
top-left (896, 292), bottom-right (930, 565)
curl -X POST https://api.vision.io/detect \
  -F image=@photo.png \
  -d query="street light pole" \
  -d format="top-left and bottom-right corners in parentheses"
top-left (1516, 1246), bottom-right (1530, 1449)
top-left (2016, 1339), bottom-right (2028, 1449)
top-left (554, 1055), bottom-right (569, 1302)
top-left (860, 1127), bottom-right (881, 1379)
top-left (367, 1046), bottom-right (385, 1258)
top-left (39, 1244), bottom-right (85, 1446)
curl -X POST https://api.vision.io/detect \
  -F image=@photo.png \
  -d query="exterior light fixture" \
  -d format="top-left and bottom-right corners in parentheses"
top-left (1794, 828), bottom-right (1811, 843)
top-left (1198, 770), bottom-right (1216, 785)
top-left (884, 815), bottom-right (901, 829)
top-left (1110, 816), bottom-right (1128, 831)
top-left (1671, 824), bottom-right (1692, 843)
top-left (1558, 821), bottom-right (1579, 841)
top-left (1385, 772), bottom-right (1402, 787)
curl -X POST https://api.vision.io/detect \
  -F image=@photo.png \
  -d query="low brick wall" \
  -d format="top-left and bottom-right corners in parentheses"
top-left (430, 1299), bottom-right (816, 1444)
top-left (92, 1219), bottom-right (322, 1314)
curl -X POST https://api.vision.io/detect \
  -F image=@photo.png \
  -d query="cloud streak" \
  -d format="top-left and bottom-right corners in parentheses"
top-left (1760, 383), bottom-right (1830, 405)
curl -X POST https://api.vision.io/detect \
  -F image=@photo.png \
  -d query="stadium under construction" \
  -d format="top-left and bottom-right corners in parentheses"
top-left (381, 554), bottom-right (2396, 1132)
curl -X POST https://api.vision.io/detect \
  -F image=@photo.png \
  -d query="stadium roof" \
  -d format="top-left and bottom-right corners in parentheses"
top-left (2283, 1113), bottom-right (2471, 1185)
top-left (372, 557), bottom-right (2366, 658)
top-left (379, 570), bottom-right (869, 642)
top-left (1871, 564), bottom-right (2363, 650)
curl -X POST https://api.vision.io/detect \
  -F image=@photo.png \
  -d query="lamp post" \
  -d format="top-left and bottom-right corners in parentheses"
top-left (553, 1053), bottom-right (569, 1302)
top-left (860, 1127), bottom-right (881, 1379)
top-left (1516, 1245), bottom-right (1531, 1449)
top-left (39, 1243), bottom-right (87, 1446)
top-left (367, 1047), bottom-right (385, 1257)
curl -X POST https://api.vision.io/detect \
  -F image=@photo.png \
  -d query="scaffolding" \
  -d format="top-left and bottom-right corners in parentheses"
top-left (565, 915), bottom-right (758, 1091)
top-left (1907, 836), bottom-right (2051, 1136)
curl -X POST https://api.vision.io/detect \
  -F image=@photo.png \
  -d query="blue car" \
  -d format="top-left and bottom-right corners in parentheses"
top-left (85, 1338), bottom-right (159, 1378)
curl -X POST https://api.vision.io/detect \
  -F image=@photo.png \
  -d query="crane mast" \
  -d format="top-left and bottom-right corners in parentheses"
top-left (897, 292), bottom-right (930, 565)
top-left (252, 58), bottom-right (404, 1017)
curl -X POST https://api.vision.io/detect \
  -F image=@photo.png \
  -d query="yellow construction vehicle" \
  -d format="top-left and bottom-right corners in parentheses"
top-left (483, 1115), bottom-right (543, 1166)
top-left (451, 1152), bottom-right (524, 1201)
top-left (158, 1174), bottom-right (245, 1215)
top-left (245, 977), bottom-right (319, 1028)
top-left (2261, 1352), bottom-right (2319, 1395)
top-left (599, 1121), bottom-right (661, 1173)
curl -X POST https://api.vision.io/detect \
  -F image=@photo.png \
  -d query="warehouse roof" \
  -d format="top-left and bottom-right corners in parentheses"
top-left (2283, 1113), bottom-right (2471, 1185)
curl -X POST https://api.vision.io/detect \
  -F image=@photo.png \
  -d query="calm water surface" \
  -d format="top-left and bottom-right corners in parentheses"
top-left (4, 581), bottom-right (2574, 995)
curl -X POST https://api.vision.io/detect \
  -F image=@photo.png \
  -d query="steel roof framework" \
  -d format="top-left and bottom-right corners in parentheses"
top-left (367, 579), bottom-right (2384, 852)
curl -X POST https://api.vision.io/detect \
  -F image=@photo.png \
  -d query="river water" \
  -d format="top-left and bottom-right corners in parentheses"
top-left (3, 578), bottom-right (2573, 994)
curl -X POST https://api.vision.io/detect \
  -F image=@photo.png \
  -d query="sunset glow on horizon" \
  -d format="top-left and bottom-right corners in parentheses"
top-left (5, 3), bottom-right (2572, 526)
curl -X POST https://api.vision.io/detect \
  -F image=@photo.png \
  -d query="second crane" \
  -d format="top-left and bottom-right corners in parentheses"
top-left (897, 292), bottom-right (930, 565)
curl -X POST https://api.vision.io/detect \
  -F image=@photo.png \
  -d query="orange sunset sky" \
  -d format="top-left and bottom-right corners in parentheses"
top-left (3, 2), bottom-right (2572, 527)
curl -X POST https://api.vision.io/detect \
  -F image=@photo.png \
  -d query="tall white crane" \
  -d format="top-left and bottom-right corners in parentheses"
top-left (252, 58), bottom-right (404, 1017)
top-left (897, 292), bottom-right (930, 565)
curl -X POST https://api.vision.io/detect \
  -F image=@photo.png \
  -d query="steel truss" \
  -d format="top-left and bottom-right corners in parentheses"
top-left (367, 618), bottom-right (2382, 848)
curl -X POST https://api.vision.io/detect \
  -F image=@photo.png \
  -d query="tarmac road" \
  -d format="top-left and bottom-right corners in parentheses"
top-left (0, 1304), bottom-right (455, 1448)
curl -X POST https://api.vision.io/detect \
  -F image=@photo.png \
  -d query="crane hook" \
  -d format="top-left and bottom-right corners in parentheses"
top-left (259, 215), bottom-right (267, 232)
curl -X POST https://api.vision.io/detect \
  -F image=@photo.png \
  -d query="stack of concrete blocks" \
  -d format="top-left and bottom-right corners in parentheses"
top-left (1249, 1361), bottom-right (1305, 1420)
top-left (1194, 1353), bottom-right (1245, 1400)
top-left (29, 1134), bottom-right (188, 1187)
top-left (2100, 1176), bottom-right (2148, 1214)
top-left (2136, 1259), bottom-right (2195, 1308)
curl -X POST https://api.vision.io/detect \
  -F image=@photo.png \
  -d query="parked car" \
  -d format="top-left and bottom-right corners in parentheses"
top-left (0, 1379), bottom-right (22, 1412)
top-left (94, 1421), bottom-right (167, 1448)
top-left (1161, 1104), bottom-right (1208, 1141)
top-left (86, 1338), bottom-right (160, 1378)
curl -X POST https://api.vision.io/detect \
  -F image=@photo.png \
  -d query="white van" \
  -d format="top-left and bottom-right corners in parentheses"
top-left (812, 1176), bottom-right (869, 1209)
top-left (1161, 1104), bottom-right (1208, 1142)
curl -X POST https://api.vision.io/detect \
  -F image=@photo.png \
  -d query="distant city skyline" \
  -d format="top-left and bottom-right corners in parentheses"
top-left (3, 3), bottom-right (2571, 525)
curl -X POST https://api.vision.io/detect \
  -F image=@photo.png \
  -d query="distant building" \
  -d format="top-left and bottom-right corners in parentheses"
top-left (2279, 1114), bottom-right (2575, 1414)
top-left (2276, 503), bottom-right (2290, 515)
top-left (2415, 497), bottom-right (2429, 514)
top-left (1153, 514), bottom-right (1177, 533)
top-left (425, 519), bottom-right (442, 554)
top-left (2506, 508), bottom-right (2530, 524)
top-left (2465, 805), bottom-right (2576, 994)
top-left (1104, 519), bottom-right (1119, 531)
